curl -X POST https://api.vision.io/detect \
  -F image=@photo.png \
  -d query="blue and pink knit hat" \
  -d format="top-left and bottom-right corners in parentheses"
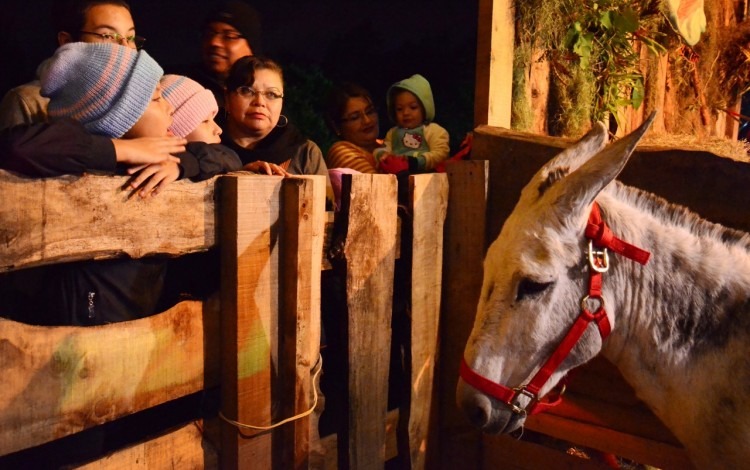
top-left (41, 42), bottom-right (164, 138)
top-left (160, 74), bottom-right (218, 138)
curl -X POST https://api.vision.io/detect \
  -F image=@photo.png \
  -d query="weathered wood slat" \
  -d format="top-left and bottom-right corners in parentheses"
top-left (279, 176), bottom-right (325, 469)
top-left (0, 170), bottom-right (217, 272)
top-left (437, 161), bottom-right (488, 469)
top-left (219, 175), bottom-right (281, 469)
top-left (474, 0), bottom-right (514, 128)
top-left (337, 174), bottom-right (398, 470)
top-left (73, 421), bottom-right (218, 469)
top-left (0, 299), bottom-right (215, 456)
top-left (404, 173), bottom-right (448, 469)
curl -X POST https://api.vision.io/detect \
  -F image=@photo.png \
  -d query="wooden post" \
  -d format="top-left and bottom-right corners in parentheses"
top-left (333, 173), bottom-right (398, 470)
top-left (278, 176), bottom-right (326, 469)
top-left (219, 175), bottom-right (282, 469)
top-left (437, 161), bottom-right (488, 469)
top-left (474, 0), bottom-right (515, 128)
top-left (403, 174), bottom-right (449, 469)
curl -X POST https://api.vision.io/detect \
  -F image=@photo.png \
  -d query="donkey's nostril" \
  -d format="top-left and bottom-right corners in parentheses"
top-left (457, 380), bottom-right (492, 428)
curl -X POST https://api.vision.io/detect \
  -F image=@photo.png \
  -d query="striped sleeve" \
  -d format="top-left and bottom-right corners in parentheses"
top-left (325, 141), bottom-right (379, 174)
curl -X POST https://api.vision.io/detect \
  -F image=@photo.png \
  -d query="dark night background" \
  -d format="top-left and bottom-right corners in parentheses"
top-left (0, 0), bottom-right (479, 153)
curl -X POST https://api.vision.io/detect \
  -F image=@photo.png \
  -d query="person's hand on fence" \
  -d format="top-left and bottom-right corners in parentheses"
top-left (378, 155), bottom-right (409, 174)
top-left (127, 160), bottom-right (181, 198)
top-left (113, 136), bottom-right (186, 167)
top-left (243, 160), bottom-right (290, 176)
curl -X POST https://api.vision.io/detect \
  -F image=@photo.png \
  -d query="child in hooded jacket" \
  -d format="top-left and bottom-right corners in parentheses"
top-left (374, 74), bottom-right (449, 174)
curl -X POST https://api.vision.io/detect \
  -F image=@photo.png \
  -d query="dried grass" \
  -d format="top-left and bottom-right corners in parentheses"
top-left (640, 133), bottom-right (750, 162)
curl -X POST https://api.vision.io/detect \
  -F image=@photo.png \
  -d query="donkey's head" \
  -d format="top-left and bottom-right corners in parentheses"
top-left (457, 115), bottom-right (654, 434)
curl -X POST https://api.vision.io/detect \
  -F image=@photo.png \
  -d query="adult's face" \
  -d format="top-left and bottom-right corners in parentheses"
top-left (202, 21), bottom-right (253, 79)
top-left (59, 4), bottom-right (138, 49)
top-left (125, 86), bottom-right (174, 138)
top-left (225, 68), bottom-right (283, 142)
top-left (338, 96), bottom-right (379, 150)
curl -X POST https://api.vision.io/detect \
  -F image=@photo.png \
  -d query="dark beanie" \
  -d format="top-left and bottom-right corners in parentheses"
top-left (205, 1), bottom-right (263, 54)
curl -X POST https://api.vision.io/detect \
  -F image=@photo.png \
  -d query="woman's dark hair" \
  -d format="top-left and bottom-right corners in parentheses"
top-left (54, 0), bottom-right (132, 39)
top-left (225, 55), bottom-right (284, 93)
top-left (324, 82), bottom-right (374, 134)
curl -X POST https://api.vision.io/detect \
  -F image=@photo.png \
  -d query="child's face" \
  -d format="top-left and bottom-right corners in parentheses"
top-left (394, 90), bottom-right (424, 129)
top-left (124, 86), bottom-right (174, 138)
top-left (186, 111), bottom-right (222, 144)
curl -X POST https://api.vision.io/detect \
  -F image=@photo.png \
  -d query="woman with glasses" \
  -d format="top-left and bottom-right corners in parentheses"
top-left (221, 55), bottom-right (331, 188)
top-left (324, 82), bottom-right (383, 174)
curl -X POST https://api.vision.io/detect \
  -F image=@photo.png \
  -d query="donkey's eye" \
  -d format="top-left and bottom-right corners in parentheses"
top-left (516, 278), bottom-right (553, 301)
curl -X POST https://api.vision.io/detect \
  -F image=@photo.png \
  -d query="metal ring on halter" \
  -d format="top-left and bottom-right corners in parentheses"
top-left (588, 239), bottom-right (609, 273)
top-left (581, 294), bottom-right (605, 312)
top-left (509, 387), bottom-right (536, 416)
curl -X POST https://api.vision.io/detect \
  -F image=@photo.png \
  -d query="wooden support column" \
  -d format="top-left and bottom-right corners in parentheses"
top-left (403, 173), bottom-right (449, 469)
top-left (437, 161), bottom-right (488, 469)
top-left (333, 174), bottom-right (398, 470)
top-left (278, 176), bottom-right (326, 470)
top-left (474, 0), bottom-right (515, 128)
top-left (219, 175), bottom-right (282, 469)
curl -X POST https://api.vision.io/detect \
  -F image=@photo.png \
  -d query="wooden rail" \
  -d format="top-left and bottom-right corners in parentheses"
top-left (0, 169), bottom-right (450, 469)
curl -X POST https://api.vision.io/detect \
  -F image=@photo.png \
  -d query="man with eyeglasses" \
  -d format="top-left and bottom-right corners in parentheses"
top-left (0, 0), bottom-right (144, 130)
top-left (174, 1), bottom-right (262, 110)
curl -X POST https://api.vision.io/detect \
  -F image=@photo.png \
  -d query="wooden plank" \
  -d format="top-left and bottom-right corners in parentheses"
top-left (219, 175), bottom-right (283, 470)
top-left (314, 409), bottom-right (400, 470)
top-left (529, 48), bottom-right (550, 135)
top-left (474, 0), bottom-right (514, 128)
top-left (0, 170), bottom-right (216, 272)
top-left (278, 176), bottom-right (326, 469)
top-left (523, 413), bottom-right (694, 470)
top-left (403, 173), bottom-right (448, 469)
top-left (0, 300), bottom-right (212, 456)
top-left (336, 174), bottom-right (397, 470)
top-left (73, 421), bottom-right (218, 469)
top-left (482, 434), bottom-right (609, 470)
top-left (437, 161), bottom-right (488, 469)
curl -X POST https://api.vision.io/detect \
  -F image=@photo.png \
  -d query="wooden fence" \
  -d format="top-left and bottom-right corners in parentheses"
top-left (0, 167), bottom-right (461, 469)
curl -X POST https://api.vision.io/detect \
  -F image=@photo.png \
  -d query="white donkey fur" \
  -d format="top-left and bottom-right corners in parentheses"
top-left (457, 115), bottom-right (750, 469)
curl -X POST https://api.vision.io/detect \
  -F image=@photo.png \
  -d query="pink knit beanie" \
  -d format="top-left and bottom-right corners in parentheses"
top-left (41, 42), bottom-right (163, 138)
top-left (160, 74), bottom-right (218, 138)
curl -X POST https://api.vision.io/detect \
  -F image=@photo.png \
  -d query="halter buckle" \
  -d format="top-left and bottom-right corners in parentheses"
top-left (508, 386), bottom-right (537, 416)
top-left (588, 240), bottom-right (609, 273)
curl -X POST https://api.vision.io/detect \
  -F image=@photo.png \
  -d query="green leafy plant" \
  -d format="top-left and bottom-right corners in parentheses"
top-left (549, 1), bottom-right (667, 128)
top-left (562, 0), bottom-right (665, 124)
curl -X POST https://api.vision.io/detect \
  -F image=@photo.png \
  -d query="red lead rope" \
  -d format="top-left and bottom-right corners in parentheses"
top-left (460, 202), bottom-right (651, 416)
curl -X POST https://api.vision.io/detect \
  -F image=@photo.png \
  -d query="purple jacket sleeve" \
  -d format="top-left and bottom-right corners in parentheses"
top-left (0, 118), bottom-right (117, 177)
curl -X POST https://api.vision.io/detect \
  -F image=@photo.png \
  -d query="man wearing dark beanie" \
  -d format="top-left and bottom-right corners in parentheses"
top-left (176, 0), bottom-right (262, 109)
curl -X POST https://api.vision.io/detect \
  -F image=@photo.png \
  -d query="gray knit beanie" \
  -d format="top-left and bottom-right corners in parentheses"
top-left (41, 42), bottom-right (164, 138)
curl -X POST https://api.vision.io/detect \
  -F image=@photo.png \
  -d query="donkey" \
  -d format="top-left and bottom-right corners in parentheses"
top-left (456, 114), bottom-right (750, 469)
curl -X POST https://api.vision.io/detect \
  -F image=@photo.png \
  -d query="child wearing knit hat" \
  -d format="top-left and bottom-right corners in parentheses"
top-left (161, 74), bottom-right (222, 144)
top-left (374, 74), bottom-right (450, 175)
top-left (40, 42), bottom-right (241, 198)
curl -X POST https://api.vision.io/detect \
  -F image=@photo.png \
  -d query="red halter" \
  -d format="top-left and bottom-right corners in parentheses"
top-left (460, 202), bottom-right (651, 416)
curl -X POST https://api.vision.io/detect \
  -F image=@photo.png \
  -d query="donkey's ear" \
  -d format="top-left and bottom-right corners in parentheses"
top-left (549, 112), bottom-right (656, 220)
top-left (524, 122), bottom-right (608, 201)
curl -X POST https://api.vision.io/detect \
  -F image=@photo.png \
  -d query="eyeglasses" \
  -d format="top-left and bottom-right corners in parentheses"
top-left (204, 29), bottom-right (245, 42)
top-left (235, 86), bottom-right (284, 101)
top-left (80, 31), bottom-right (146, 49)
top-left (340, 106), bottom-right (378, 124)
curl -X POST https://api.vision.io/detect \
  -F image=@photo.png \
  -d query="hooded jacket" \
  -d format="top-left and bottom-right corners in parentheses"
top-left (376, 74), bottom-right (449, 171)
